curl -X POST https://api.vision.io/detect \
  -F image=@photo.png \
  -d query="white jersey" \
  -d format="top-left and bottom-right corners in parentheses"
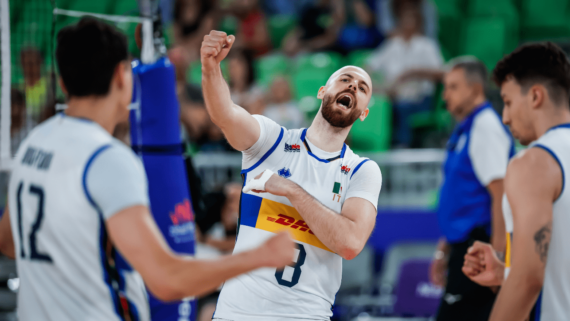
top-left (8, 114), bottom-right (150, 321)
top-left (214, 116), bottom-right (382, 321)
top-left (502, 124), bottom-right (570, 321)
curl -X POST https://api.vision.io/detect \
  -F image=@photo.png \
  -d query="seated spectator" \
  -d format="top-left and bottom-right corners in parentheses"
top-left (282, 0), bottom-right (343, 56)
top-left (228, 49), bottom-right (264, 113)
top-left (20, 47), bottom-right (55, 122)
top-left (263, 76), bottom-right (306, 129)
top-left (377, 0), bottom-right (438, 40)
top-left (230, 0), bottom-right (272, 57)
top-left (173, 0), bottom-right (217, 63)
top-left (335, 0), bottom-right (383, 54)
top-left (366, 3), bottom-right (443, 147)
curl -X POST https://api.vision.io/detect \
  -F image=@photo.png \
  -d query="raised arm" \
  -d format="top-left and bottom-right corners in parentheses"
top-left (201, 30), bottom-right (260, 151)
top-left (108, 205), bottom-right (295, 301)
top-left (489, 148), bottom-right (559, 321)
top-left (0, 205), bottom-right (14, 259)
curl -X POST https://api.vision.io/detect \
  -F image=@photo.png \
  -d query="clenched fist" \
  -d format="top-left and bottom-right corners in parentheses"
top-left (201, 30), bottom-right (235, 72)
top-left (256, 231), bottom-right (296, 268)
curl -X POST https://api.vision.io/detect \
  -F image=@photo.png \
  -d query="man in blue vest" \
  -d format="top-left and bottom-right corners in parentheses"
top-left (430, 59), bottom-right (515, 321)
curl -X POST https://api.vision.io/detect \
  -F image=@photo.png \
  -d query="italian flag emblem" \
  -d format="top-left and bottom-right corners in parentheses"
top-left (332, 182), bottom-right (342, 202)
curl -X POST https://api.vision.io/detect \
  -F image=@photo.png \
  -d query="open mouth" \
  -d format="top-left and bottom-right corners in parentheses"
top-left (336, 94), bottom-right (353, 109)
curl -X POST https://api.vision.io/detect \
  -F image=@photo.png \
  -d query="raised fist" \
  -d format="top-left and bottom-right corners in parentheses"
top-left (201, 30), bottom-right (235, 71)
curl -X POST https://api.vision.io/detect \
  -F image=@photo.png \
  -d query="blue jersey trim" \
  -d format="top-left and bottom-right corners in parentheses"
top-left (83, 145), bottom-right (123, 319)
top-left (301, 128), bottom-right (347, 163)
top-left (83, 144), bottom-right (112, 212)
top-left (534, 144), bottom-right (565, 200)
top-left (84, 144), bottom-right (138, 321)
top-left (351, 159), bottom-right (370, 179)
top-left (240, 193), bottom-right (263, 227)
top-left (241, 128), bottom-right (284, 174)
top-left (534, 290), bottom-right (543, 320)
top-left (546, 123), bottom-right (570, 133)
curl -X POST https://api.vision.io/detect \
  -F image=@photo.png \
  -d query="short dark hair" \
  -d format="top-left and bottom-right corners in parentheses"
top-left (56, 17), bottom-right (128, 98)
top-left (493, 42), bottom-right (570, 106)
top-left (452, 60), bottom-right (487, 87)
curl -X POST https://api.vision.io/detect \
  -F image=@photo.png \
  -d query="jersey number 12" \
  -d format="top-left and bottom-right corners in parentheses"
top-left (15, 181), bottom-right (53, 263)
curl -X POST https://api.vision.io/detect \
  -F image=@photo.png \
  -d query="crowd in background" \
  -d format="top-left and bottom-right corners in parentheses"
top-left (168, 0), bottom-right (445, 152)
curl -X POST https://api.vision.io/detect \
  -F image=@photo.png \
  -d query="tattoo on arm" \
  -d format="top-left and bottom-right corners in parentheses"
top-left (533, 222), bottom-right (552, 263)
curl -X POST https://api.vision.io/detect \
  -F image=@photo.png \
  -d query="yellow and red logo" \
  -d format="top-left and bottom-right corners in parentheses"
top-left (255, 198), bottom-right (332, 253)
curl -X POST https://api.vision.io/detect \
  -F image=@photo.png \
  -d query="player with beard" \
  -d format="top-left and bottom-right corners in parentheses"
top-left (200, 31), bottom-right (382, 320)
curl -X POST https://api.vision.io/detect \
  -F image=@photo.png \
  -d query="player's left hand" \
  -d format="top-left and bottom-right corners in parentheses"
top-left (462, 241), bottom-right (505, 287)
top-left (243, 170), bottom-right (295, 197)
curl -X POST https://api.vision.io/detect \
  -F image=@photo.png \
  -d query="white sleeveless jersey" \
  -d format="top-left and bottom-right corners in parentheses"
top-left (502, 124), bottom-right (570, 320)
top-left (214, 121), bottom-right (381, 320)
top-left (8, 115), bottom-right (149, 321)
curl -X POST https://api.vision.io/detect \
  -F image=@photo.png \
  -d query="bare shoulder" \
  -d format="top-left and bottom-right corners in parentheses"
top-left (505, 147), bottom-right (562, 201)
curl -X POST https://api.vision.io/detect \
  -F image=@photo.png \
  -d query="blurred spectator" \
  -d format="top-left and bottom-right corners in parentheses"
top-left (377, 0), bottom-right (438, 40)
top-left (228, 49), bottom-right (264, 113)
top-left (20, 47), bottom-right (55, 122)
top-left (263, 76), bottom-right (306, 129)
top-left (173, 0), bottom-right (217, 63)
top-left (10, 89), bottom-right (33, 156)
top-left (169, 46), bottom-right (233, 152)
top-left (335, 0), bottom-right (383, 54)
top-left (282, 0), bottom-right (343, 56)
top-left (195, 183), bottom-right (240, 321)
top-left (231, 0), bottom-right (272, 56)
top-left (366, 3), bottom-right (443, 147)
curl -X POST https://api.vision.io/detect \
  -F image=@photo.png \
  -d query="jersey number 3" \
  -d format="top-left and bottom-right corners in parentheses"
top-left (15, 181), bottom-right (53, 263)
top-left (275, 243), bottom-right (306, 287)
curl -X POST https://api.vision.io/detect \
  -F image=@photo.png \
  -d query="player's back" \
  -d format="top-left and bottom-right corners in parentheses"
top-left (527, 124), bottom-right (570, 320)
top-left (8, 114), bottom-right (149, 321)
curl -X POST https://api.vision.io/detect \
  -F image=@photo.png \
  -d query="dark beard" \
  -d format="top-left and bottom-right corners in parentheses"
top-left (321, 91), bottom-right (361, 128)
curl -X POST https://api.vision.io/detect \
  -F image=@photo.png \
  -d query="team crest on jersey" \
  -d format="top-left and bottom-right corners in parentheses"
top-left (168, 199), bottom-right (195, 244)
top-left (284, 143), bottom-right (301, 152)
top-left (278, 167), bottom-right (292, 178)
top-left (341, 165), bottom-right (351, 174)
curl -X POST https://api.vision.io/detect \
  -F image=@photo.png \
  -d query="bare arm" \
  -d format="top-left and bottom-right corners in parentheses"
top-left (201, 31), bottom-right (260, 151)
top-left (256, 174), bottom-right (377, 260)
top-left (107, 205), bottom-right (295, 301)
top-left (489, 148), bottom-right (559, 321)
top-left (488, 179), bottom-right (506, 254)
top-left (0, 206), bottom-right (14, 259)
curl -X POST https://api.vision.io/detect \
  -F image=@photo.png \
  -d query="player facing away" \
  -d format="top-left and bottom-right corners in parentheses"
top-left (0, 18), bottom-right (296, 321)
top-left (201, 31), bottom-right (382, 320)
top-left (462, 42), bottom-right (570, 321)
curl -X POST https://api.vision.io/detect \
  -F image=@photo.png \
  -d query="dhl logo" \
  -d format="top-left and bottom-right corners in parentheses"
top-left (266, 214), bottom-right (315, 235)
top-left (255, 197), bottom-right (333, 253)
top-left (169, 199), bottom-right (194, 225)
top-left (341, 165), bottom-right (351, 174)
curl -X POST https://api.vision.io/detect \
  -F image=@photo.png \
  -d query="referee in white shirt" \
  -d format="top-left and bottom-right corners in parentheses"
top-left (430, 60), bottom-right (515, 321)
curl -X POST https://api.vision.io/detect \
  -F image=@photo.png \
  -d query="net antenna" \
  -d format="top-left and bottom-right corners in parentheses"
top-left (0, 0), bottom-right (11, 172)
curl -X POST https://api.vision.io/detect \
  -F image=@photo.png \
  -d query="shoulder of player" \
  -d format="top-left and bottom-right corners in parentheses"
top-left (505, 147), bottom-right (561, 194)
top-left (346, 154), bottom-right (381, 180)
